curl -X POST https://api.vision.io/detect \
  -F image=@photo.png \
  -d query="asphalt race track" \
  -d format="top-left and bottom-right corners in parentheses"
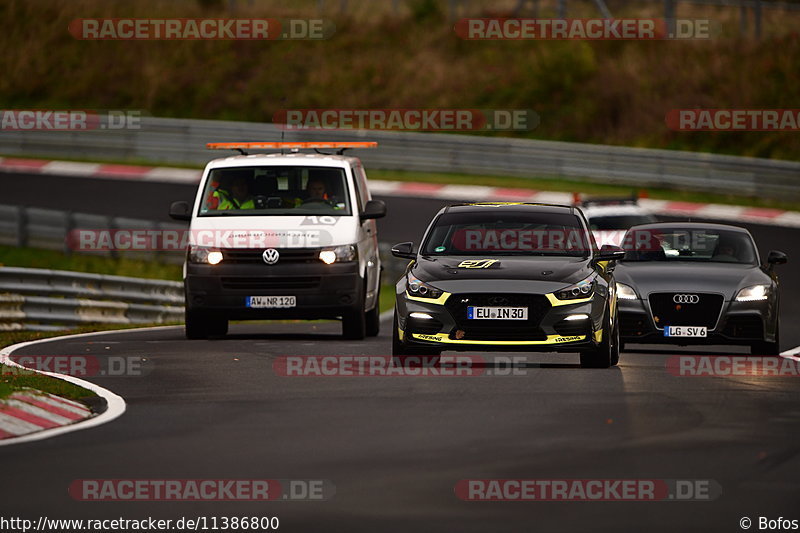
top-left (2, 171), bottom-right (800, 532)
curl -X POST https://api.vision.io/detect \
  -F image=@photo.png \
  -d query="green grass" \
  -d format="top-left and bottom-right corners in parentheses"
top-left (0, 245), bottom-right (182, 281)
top-left (0, 363), bottom-right (96, 401)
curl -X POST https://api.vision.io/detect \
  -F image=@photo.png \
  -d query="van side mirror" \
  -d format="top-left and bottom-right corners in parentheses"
top-left (767, 250), bottom-right (788, 266)
top-left (360, 199), bottom-right (387, 220)
top-left (391, 242), bottom-right (416, 259)
top-left (169, 201), bottom-right (191, 221)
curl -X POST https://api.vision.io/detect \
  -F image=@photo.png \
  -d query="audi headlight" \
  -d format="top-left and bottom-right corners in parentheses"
top-left (616, 282), bottom-right (638, 300)
top-left (555, 275), bottom-right (595, 301)
top-left (406, 274), bottom-right (443, 299)
top-left (190, 246), bottom-right (223, 265)
top-left (735, 284), bottom-right (770, 302)
top-left (319, 244), bottom-right (357, 264)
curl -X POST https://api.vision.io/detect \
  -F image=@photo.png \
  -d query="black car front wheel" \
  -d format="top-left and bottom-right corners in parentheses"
top-left (751, 319), bottom-right (780, 356)
top-left (580, 308), bottom-right (619, 368)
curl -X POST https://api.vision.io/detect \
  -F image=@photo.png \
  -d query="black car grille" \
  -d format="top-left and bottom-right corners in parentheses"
top-left (619, 312), bottom-right (650, 337)
top-left (221, 277), bottom-right (321, 290)
top-left (648, 293), bottom-right (723, 329)
top-left (444, 293), bottom-right (550, 341)
top-left (722, 315), bottom-right (764, 339)
top-left (222, 248), bottom-right (320, 264)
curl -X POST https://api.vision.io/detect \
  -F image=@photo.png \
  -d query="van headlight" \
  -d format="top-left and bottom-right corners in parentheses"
top-left (319, 244), bottom-right (357, 264)
top-left (190, 246), bottom-right (223, 265)
top-left (555, 275), bottom-right (595, 301)
top-left (406, 274), bottom-right (443, 299)
top-left (735, 284), bottom-right (770, 302)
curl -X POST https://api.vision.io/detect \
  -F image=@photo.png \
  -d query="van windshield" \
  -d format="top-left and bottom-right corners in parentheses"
top-left (198, 166), bottom-right (352, 216)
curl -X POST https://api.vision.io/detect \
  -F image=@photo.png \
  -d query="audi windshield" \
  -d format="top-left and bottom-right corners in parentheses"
top-left (622, 227), bottom-right (758, 264)
top-left (421, 211), bottom-right (591, 257)
top-left (198, 166), bottom-right (352, 216)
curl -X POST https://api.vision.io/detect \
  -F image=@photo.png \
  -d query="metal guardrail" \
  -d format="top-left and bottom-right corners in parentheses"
top-left (0, 267), bottom-right (184, 331)
top-left (0, 203), bottom-right (187, 264)
top-left (2, 117), bottom-right (799, 199)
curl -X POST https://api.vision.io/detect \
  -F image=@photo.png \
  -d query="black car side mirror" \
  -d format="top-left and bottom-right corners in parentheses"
top-left (594, 244), bottom-right (626, 264)
top-left (391, 242), bottom-right (416, 259)
top-left (169, 200), bottom-right (191, 221)
top-left (360, 199), bottom-right (387, 220)
top-left (767, 250), bottom-right (788, 267)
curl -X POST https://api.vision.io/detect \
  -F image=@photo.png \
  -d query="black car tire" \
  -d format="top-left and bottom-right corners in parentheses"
top-left (185, 310), bottom-right (227, 339)
top-left (751, 319), bottom-right (780, 356)
top-left (343, 299), bottom-right (367, 340)
top-left (580, 307), bottom-right (618, 368)
top-left (365, 288), bottom-right (380, 337)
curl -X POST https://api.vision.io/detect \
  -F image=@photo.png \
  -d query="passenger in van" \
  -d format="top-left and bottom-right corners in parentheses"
top-left (217, 176), bottom-right (255, 210)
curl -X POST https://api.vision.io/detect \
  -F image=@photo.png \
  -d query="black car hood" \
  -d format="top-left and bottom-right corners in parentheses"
top-left (614, 261), bottom-right (769, 299)
top-left (411, 255), bottom-right (593, 294)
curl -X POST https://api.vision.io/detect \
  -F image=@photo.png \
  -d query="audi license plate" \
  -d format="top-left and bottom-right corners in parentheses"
top-left (467, 306), bottom-right (528, 320)
top-left (664, 326), bottom-right (706, 337)
top-left (247, 296), bottom-right (296, 308)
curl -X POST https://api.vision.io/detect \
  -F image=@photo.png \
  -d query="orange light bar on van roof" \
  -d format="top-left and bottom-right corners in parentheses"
top-left (206, 141), bottom-right (377, 150)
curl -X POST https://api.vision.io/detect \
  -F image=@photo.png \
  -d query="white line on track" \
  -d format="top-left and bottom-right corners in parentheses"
top-left (0, 326), bottom-right (178, 446)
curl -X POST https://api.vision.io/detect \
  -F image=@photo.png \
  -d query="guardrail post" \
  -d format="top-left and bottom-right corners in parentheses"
top-left (16, 206), bottom-right (28, 248)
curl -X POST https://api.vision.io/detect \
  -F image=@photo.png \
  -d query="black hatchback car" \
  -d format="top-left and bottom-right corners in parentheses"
top-left (614, 222), bottom-right (787, 354)
top-left (391, 203), bottom-right (626, 368)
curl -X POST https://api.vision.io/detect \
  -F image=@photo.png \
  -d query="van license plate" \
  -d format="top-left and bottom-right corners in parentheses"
top-left (247, 296), bottom-right (296, 308)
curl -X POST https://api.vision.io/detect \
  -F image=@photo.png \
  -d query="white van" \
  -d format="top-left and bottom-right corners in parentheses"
top-left (169, 142), bottom-right (386, 340)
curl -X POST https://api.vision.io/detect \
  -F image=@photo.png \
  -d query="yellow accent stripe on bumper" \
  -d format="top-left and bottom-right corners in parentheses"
top-left (410, 333), bottom-right (587, 345)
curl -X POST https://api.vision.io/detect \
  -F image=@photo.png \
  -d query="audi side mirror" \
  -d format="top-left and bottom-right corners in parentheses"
top-left (169, 200), bottom-right (191, 221)
top-left (391, 242), bottom-right (416, 260)
top-left (767, 250), bottom-right (788, 266)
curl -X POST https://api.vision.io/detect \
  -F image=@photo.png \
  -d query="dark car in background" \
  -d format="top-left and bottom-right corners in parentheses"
top-left (614, 222), bottom-right (787, 354)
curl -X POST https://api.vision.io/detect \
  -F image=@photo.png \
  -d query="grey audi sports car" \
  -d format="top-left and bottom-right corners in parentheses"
top-left (391, 203), bottom-right (626, 368)
top-left (614, 222), bottom-right (787, 354)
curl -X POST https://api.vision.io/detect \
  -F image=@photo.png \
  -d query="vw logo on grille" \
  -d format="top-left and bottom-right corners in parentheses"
top-left (262, 248), bottom-right (280, 265)
top-left (488, 296), bottom-right (509, 306)
top-left (673, 294), bottom-right (700, 304)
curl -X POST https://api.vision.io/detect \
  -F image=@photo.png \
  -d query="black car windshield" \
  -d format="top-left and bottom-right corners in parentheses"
top-left (589, 214), bottom-right (658, 231)
top-left (421, 211), bottom-right (590, 257)
top-left (198, 166), bottom-right (351, 216)
top-left (622, 227), bottom-right (757, 264)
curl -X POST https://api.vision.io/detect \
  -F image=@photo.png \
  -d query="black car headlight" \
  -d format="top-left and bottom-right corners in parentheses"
top-left (406, 274), bottom-right (444, 299)
top-left (616, 282), bottom-right (638, 300)
top-left (555, 275), bottom-right (595, 301)
top-left (735, 284), bottom-right (770, 302)
top-left (189, 245), bottom-right (223, 265)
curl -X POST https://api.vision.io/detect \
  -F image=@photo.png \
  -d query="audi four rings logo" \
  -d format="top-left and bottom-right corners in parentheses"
top-left (262, 248), bottom-right (280, 265)
top-left (673, 294), bottom-right (700, 304)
